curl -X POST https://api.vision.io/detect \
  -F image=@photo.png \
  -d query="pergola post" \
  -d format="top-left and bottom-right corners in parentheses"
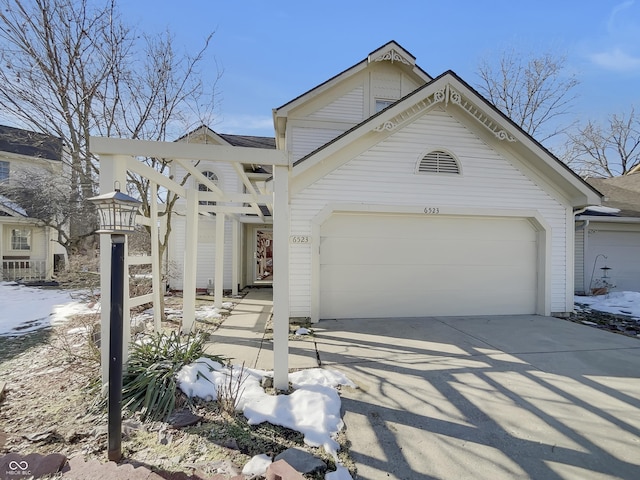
top-left (231, 219), bottom-right (239, 296)
top-left (214, 212), bottom-right (226, 308)
top-left (272, 164), bottom-right (290, 391)
top-left (181, 188), bottom-right (198, 333)
top-left (150, 182), bottom-right (162, 331)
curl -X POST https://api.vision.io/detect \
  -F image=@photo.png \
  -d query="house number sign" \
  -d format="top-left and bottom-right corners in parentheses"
top-left (290, 235), bottom-right (311, 244)
top-left (424, 207), bottom-right (440, 214)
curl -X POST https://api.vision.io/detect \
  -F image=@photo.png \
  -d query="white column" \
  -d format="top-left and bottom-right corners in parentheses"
top-left (150, 182), bottom-right (162, 331)
top-left (214, 212), bottom-right (226, 308)
top-left (231, 218), bottom-right (239, 296)
top-left (181, 188), bottom-right (198, 333)
top-left (99, 154), bottom-right (127, 383)
top-left (272, 165), bottom-right (290, 391)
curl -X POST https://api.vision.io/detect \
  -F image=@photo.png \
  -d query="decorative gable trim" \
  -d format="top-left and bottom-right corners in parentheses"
top-left (371, 48), bottom-right (411, 65)
top-left (373, 83), bottom-right (516, 142)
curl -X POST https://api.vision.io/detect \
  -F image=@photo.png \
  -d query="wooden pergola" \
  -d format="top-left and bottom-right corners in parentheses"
top-left (90, 136), bottom-right (291, 390)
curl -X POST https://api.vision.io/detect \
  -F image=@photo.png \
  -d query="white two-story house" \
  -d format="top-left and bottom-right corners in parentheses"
top-left (166, 41), bottom-right (601, 321)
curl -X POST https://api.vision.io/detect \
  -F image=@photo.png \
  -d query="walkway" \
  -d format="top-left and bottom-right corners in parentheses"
top-left (205, 288), bottom-right (319, 371)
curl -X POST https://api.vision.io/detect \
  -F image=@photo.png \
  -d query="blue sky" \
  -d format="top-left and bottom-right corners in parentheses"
top-left (122, 0), bottom-right (640, 138)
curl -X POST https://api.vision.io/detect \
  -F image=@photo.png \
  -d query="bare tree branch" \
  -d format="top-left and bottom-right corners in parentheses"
top-left (476, 49), bottom-right (579, 143)
top-left (0, 0), bottom-right (219, 259)
top-left (566, 107), bottom-right (640, 177)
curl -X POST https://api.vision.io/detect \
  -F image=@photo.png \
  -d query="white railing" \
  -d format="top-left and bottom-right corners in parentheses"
top-left (1, 260), bottom-right (47, 281)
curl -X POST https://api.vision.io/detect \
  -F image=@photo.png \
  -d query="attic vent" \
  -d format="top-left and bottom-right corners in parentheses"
top-left (418, 151), bottom-right (460, 174)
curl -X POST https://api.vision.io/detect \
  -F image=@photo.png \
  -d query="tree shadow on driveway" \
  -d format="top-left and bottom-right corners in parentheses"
top-left (311, 315), bottom-right (640, 480)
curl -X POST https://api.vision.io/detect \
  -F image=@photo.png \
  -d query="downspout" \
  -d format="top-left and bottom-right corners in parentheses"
top-left (574, 207), bottom-right (590, 295)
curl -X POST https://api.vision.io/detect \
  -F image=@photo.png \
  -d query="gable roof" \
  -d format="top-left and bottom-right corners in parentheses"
top-left (218, 133), bottom-right (275, 149)
top-left (583, 175), bottom-right (640, 218)
top-left (0, 194), bottom-right (28, 217)
top-left (176, 124), bottom-right (276, 149)
top-left (272, 41), bottom-right (432, 139)
top-left (291, 70), bottom-right (602, 208)
top-left (0, 125), bottom-right (63, 161)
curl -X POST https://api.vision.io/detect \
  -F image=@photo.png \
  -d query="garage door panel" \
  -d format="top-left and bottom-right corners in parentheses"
top-left (322, 214), bottom-right (534, 239)
top-left (320, 214), bottom-right (538, 318)
top-left (321, 285), bottom-right (537, 318)
top-left (321, 237), bottom-right (536, 266)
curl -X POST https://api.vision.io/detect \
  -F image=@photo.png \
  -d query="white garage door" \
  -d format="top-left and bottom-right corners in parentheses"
top-left (320, 213), bottom-right (538, 319)
top-left (587, 230), bottom-right (640, 292)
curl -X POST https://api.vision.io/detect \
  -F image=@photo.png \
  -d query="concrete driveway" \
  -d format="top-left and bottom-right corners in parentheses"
top-left (311, 315), bottom-right (640, 480)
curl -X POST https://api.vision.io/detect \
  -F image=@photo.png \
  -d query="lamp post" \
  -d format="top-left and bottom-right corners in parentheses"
top-left (88, 186), bottom-right (141, 462)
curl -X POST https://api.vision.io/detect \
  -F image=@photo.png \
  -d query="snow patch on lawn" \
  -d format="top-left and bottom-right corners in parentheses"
top-left (575, 291), bottom-right (640, 319)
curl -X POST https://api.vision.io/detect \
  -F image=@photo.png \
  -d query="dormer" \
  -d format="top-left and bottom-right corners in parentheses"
top-left (273, 41), bottom-right (431, 161)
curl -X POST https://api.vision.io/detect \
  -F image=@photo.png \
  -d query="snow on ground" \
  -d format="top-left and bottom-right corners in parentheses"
top-left (177, 358), bottom-right (356, 478)
top-left (575, 291), bottom-right (640, 319)
top-left (0, 282), bottom-right (356, 478)
top-left (0, 282), bottom-right (97, 337)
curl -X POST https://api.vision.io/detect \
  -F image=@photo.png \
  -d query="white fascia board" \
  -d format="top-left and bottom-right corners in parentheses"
top-left (575, 215), bottom-right (640, 224)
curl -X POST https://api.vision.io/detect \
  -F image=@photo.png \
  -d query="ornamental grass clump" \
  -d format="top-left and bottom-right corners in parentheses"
top-left (122, 330), bottom-right (224, 422)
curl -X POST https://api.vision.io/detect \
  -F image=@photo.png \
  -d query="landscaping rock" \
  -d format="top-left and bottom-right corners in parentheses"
top-left (266, 459), bottom-right (305, 480)
top-left (274, 447), bottom-right (326, 474)
top-left (0, 381), bottom-right (5, 403)
top-left (167, 409), bottom-right (203, 428)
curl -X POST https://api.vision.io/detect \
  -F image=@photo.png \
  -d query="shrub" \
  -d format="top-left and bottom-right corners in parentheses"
top-left (122, 330), bottom-right (224, 422)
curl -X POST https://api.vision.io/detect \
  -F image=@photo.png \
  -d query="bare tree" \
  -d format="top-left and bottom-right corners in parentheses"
top-left (565, 107), bottom-right (640, 177)
top-left (0, 0), bottom-right (218, 256)
top-left (0, 167), bottom-right (75, 246)
top-left (476, 49), bottom-right (579, 143)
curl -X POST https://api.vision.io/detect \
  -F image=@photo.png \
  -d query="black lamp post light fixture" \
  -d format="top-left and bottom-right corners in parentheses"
top-left (88, 184), bottom-right (141, 462)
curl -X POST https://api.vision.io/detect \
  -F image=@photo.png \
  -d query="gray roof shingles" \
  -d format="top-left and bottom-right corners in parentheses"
top-left (0, 125), bottom-right (63, 161)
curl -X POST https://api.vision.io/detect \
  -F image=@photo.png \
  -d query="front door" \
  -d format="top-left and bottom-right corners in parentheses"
top-left (254, 228), bottom-right (273, 283)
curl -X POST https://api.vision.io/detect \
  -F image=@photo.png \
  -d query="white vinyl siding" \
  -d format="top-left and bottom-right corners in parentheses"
top-left (290, 127), bottom-right (346, 162)
top-left (584, 225), bottom-right (640, 293)
top-left (289, 108), bottom-right (569, 317)
top-left (307, 86), bottom-right (364, 123)
top-left (371, 68), bottom-right (402, 103)
top-left (168, 216), bottom-right (235, 290)
top-left (167, 159), bottom-right (242, 290)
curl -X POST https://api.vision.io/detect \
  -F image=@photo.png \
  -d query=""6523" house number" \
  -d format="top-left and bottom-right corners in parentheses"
top-left (424, 207), bottom-right (440, 214)
top-left (290, 235), bottom-right (311, 244)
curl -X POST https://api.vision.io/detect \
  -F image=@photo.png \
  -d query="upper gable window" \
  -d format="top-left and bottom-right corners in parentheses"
top-left (0, 161), bottom-right (9, 181)
top-left (417, 151), bottom-right (461, 175)
top-left (198, 170), bottom-right (219, 207)
top-left (375, 99), bottom-right (395, 113)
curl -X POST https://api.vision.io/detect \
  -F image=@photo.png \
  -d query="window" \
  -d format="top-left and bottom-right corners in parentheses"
top-left (11, 228), bottom-right (31, 250)
top-left (375, 99), bottom-right (395, 113)
top-left (198, 170), bottom-right (218, 207)
top-left (417, 151), bottom-right (460, 174)
top-left (0, 161), bottom-right (9, 181)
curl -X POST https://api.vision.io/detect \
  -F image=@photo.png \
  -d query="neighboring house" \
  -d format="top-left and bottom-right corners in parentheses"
top-left (0, 125), bottom-right (67, 282)
top-left (575, 174), bottom-right (640, 294)
top-left (168, 41), bottom-right (601, 321)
